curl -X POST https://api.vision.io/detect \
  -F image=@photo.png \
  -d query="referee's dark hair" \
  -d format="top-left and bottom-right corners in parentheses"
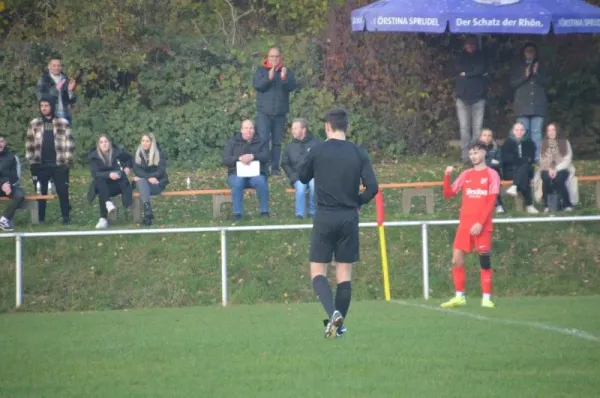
top-left (325, 108), bottom-right (349, 133)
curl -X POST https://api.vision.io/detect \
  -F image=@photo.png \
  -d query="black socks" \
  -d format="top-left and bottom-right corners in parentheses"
top-left (312, 275), bottom-right (335, 317)
top-left (312, 276), bottom-right (352, 321)
top-left (334, 281), bottom-right (352, 319)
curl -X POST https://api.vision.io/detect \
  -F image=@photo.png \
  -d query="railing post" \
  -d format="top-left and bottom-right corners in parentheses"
top-left (220, 229), bottom-right (228, 307)
top-left (15, 235), bottom-right (23, 308)
top-left (421, 224), bottom-right (430, 300)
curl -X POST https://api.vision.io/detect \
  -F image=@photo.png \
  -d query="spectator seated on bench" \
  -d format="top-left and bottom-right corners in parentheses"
top-left (281, 118), bottom-right (320, 219)
top-left (222, 119), bottom-right (270, 221)
top-left (87, 135), bottom-right (133, 229)
top-left (132, 133), bottom-right (169, 226)
top-left (0, 136), bottom-right (25, 231)
top-left (479, 128), bottom-right (505, 214)
top-left (533, 122), bottom-right (578, 212)
top-left (501, 122), bottom-right (539, 214)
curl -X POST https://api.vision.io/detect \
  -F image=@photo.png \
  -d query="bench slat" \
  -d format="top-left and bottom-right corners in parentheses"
top-left (0, 195), bottom-right (55, 200)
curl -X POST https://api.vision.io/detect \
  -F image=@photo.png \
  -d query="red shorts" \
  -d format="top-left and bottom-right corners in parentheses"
top-left (453, 228), bottom-right (492, 253)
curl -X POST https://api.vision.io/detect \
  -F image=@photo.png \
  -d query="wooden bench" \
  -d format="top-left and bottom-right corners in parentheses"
top-left (576, 176), bottom-right (600, 209)
top-left (286, 183), bottom-right (439, 214)
top-left (128, 189), bottom-right (253, 221)
top-left (0, 195), bottom-right (55, 224)
top-left (285, 176), bottom-right (600, 213)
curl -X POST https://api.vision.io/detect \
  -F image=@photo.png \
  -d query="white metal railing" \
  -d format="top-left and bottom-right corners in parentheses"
top-left (2, 215), bottom-right (600, 309)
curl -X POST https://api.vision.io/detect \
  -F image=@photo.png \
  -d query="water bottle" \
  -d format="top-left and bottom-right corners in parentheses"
top-left (36, 181), bottom-right (41, 195)
top-left (186, 177), bottom-right (191, 189)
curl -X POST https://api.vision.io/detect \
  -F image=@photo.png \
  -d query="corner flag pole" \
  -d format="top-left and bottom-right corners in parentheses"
top-left (375, 190), bottom-right (391, 301)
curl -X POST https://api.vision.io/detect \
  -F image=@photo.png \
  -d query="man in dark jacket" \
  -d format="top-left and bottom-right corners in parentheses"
top-left (510, 42), bottom-right (548, 162)
top-left (36, 56), bottom-right (77, 124)
top-left (501, 122), bottom-right (539, 214)
top-left (0, 136), bottom-right (25, 231)
top-left (281, 118), bottom-right (320, 219)
top-left (252, 46), bottom-right (297, 175)
top-left (222, 120), bottom-right (271, 221)
top-left (455, 35), bottom-right (488, 163)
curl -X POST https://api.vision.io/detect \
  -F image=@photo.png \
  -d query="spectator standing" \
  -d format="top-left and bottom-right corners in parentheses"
top-left (36, 56), bottom-right (77, 124)
top-left (455, 35), bottom-right (488, 163)
top-left (252, 46), bottom-right (297, 175)
top-left (510, 42), bottom-right (548, 162)
top-left (26, 96), bottom-right (74, 224)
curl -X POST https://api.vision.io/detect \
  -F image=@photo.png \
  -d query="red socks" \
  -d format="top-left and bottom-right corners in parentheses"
top-left (452, 266), bottom-right (465, 293)
top-left (480, 269), bottom-right (493, 295)
top-left (453, 266), bottom-right (493, 296)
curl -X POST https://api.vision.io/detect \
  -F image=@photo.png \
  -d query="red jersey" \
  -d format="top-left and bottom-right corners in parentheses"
top-left (443, 167), bottom-right (500, 231)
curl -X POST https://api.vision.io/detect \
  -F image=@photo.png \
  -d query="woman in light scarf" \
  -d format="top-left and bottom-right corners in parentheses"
top-left (132, 133), bottom-right (169, 226)
top-left (534, 123), bottom-right (577, 212)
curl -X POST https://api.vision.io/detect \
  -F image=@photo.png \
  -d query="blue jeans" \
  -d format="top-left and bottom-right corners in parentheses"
top-left (456, 99), bottom-right (485, 162)
top-left (294, 179), bottom-right (316, 217)
top-left (516, 116), bottom-right (543, 161)
top-left (227, 174), bottom-right (269, 215)
top-left (55, 111), bottom-right (72, 125)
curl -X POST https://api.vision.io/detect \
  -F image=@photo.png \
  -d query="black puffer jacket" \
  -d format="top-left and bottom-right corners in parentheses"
top-left (484, 142), bottom-right (502, 170)
top-left (281, 133), bottom-right (321, 186)
top-left (0, 149), bottom-right (20, 187)
top-left (86, 146), bottom-right (133, 204)
top-left (133, 146), bottom-right (169, 190)
top-left (510, 44), bottom-right (548, 117)
top-left (252, 61), bottom-right (297, 116)
top-left (455, 50), bottom-right (488, 104)
top-left (501, 136), bottom-right (536, 176)
top-left (35, 72), bottom-right (77, 118)
top-left (222, 134), bottom-right (270, 176)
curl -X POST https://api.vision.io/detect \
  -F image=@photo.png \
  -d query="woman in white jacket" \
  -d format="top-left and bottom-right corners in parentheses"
top-left (534, 123), bottom-right (578, 212)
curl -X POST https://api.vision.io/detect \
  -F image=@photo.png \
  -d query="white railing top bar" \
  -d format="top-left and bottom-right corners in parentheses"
top-left (0, 215), bottom-right (599, 239)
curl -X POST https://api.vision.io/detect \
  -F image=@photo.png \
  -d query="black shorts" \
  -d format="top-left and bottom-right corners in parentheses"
top-left (309, 209), bottom-right (359, 264)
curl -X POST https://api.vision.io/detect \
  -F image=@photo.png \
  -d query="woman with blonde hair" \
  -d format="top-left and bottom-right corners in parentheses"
top-left (534, 123), bottom-right (578, 212)
top-left (87, 135), bottom-right (133, 229)
top-left (133, 133), bottom-right (169, 226)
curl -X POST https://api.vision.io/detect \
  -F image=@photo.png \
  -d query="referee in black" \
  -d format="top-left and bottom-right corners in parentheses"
top-left (298, 108), bottom-right (379, 339)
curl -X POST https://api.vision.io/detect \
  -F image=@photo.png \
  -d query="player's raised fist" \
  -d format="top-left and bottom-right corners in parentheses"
top-left (445, 166), bottom-right (454, 174)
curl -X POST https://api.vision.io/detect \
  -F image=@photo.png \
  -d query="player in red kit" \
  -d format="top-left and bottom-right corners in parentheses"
top-left (441, 140), bottom-right (500, 309)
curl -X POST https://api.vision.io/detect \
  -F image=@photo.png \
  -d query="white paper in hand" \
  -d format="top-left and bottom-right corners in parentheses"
top-left (236, 160), bottom-right (260, 177)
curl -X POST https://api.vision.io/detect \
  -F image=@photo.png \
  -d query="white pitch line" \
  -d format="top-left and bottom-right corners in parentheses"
top-left (394, 300), bottom-right (600, 343)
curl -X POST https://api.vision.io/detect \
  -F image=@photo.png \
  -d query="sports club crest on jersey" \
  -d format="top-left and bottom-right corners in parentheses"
top-left (480, 177), bottom-right (488, 184)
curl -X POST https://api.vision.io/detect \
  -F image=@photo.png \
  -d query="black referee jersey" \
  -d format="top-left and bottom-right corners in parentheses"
top-left (298, 138), bottom-right (378, 263)
top-left (298, 138), bottom-right (379, 211)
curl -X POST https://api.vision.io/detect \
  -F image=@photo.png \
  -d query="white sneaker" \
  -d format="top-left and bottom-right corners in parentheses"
top-left (95, 218), bottom-right (108, 229)
top-left (105, 201), bottom-right (117, 215)
top-left (495, 205), bottom-right (505, 214)
top-left (544, 207), bottom-right (550, 213)
top-left (564, 206), bottom-right (574, 212)
top-left (506, 185), bottom-right (518, 197)
top-left (526, 205), bottom-right (539, 214)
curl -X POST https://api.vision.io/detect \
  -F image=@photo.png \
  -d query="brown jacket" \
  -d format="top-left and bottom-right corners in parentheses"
top-left (26, 117), bottom-right (75, 166)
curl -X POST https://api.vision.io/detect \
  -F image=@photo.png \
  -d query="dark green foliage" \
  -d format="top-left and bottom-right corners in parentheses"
top-left (0, 0), bottom-right (599, 165)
